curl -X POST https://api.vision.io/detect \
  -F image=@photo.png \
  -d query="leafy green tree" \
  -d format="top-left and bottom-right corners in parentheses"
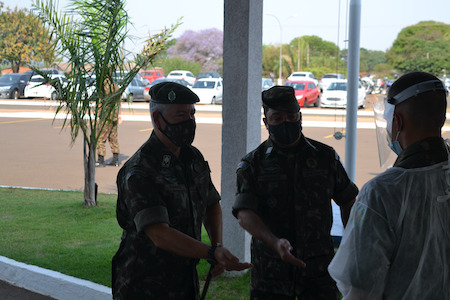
top-left (262, 44), bottom-right (280, 78)
top-left (386, 21), bottom-right (450, 75)
top-left (0, 4), bottom-right (56, 72)
top-left (340, 48), bottom-right (387, 74)
top-left (33, 0), bottom-right (177, 207)
top-left (263, 35), bottom-right (346, 80)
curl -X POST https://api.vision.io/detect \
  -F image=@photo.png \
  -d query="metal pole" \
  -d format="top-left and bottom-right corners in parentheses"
top-left (266, 14), bottom-right (283, 85)
top-left (297, 37), bottom-right (300, 71)
top-left (345, 0), bottom-right (361, 182)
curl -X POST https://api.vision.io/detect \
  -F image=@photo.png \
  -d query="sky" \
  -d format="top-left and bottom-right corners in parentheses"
top-left (6, 0), bottom-right (450, 55)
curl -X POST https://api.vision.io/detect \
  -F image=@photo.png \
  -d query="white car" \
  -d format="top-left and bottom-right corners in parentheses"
top-left (191, 78), bottom-right (223, 104)
top-left (319, 73), bottom-right (345, 92)
top-left (287, 71), bottom-right (318, 86)
top-left (166, 70), bottom-right (196, 86)
top-left (24, 74), bottom-right (66, 100)
top-left (320, 79), bottom-right (366, 109)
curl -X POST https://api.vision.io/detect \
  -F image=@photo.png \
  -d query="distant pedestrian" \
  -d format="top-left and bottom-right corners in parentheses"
top-left (96, 78), bottom-right (121, 167)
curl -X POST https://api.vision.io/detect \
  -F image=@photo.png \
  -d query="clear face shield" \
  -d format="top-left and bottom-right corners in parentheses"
top-left (373, 79), bottom-right (448, 168)
top-left (373, 97), bottom-right (396, 168)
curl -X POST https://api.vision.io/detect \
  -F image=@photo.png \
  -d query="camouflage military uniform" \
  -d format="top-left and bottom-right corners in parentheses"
top-left (112, 131), bottom-right (220, 299)
top-left (97, 106), bottom-right (120, 156)
top-left (233, 136), bottom-right (358, 299)
top-left (97, 82), bottom-right (120, 157)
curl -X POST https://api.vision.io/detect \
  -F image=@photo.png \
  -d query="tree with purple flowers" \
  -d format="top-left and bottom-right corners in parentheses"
top-left (167, 28), bottom-right (223, 73)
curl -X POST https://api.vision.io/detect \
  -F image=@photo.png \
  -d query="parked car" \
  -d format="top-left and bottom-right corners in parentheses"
top-left (195, 72), bottom-right (222, 81)
top-left (143, 78), bottom-right (192, 101)
top-left (166, 70), bottom-right (196, 86)
top-left (262, 78), bottom-right (274, 91)
top-left (140, 69), bottom-right (165, 84)
top-left (320, 79), bottom-right (366, 109)
top-left (23, 74), bottom-right (66, 100)
top-left (284, 80), bottom-right (320, 107)
top-left (443, 78), bottom-right (450, 93)
top-left (191, 78), bottom-right (223, 104)
top-left (319, 73), bottom-right (345, 92)
top-left (360, 77), bottom-right (374, 94)
top-left (287, 72), bottom-right (318, 86)
top-left (121, 76), bottom-right (147, 101)
top-left (0, 73), bottom-right (32, 99)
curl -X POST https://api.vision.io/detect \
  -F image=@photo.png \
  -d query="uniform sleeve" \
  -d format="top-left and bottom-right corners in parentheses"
top-left (332, 151), bottom-right (359, 206)
top-left (121, 168), bottom-right (170, 233)
top-left (328, 184), bottom-right (395, 298)
top-left (232, 160), bottom-right (259, 218)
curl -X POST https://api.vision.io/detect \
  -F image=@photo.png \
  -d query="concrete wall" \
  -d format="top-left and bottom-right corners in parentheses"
top-left (221, 0), bottom-right (263, 267)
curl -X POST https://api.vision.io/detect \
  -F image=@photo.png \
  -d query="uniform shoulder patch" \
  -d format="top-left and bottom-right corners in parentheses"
top-left (236, 160), bottom-right (250, 172)
top-left (335, 151), bottom-right (341, 161)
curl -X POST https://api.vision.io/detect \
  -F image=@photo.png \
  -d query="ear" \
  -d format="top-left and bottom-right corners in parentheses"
top-left (393, 111), bottom-right (403, 131)
top-left (152, 111), bottom-right (162, 129)
top-left (263, 117), bottom-right (269, 130)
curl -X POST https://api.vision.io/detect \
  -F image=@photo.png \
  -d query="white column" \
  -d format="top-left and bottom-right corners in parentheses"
top-left (345, 0), bottom-right (361, 181)
top-left (222, 0), bottom-right (263, 268)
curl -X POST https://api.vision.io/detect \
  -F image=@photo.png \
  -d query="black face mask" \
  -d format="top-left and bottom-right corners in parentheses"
top-left (159, 113), bottom-right (196, 147)
top-left (268, 120), bottom-right (302, 145)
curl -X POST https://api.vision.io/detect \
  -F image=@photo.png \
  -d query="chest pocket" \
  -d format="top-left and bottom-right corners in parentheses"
top-left (302, 168), bottom-right (333, 207)
top-left (163, 184), bottom-right (189, 229)
top-left (257, 174), bottom-right (289, 210)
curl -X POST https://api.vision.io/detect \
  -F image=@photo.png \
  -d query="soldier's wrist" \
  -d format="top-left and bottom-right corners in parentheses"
top-left (207, 243), bottom-right (222, 265)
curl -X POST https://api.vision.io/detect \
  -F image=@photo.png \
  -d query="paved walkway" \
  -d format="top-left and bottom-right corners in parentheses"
top-left (0, 280), bottom-right (55, 300)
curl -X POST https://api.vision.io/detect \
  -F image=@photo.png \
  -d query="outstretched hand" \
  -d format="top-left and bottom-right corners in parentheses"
top-left (212, 246), bottom-right (252, 277)
top-left (275, 238), bottom-right (306, 268)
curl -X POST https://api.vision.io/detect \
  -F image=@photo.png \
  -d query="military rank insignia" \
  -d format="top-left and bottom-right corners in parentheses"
top-left (306, 157), bottom-right (318, 169)
top-left (168, 91), bottom-right (176, 101)
top-left (162, 155), bottom-right (171, 167)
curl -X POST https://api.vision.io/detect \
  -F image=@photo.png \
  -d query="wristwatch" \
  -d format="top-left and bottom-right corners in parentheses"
top-left (207, 243), bottom-right (222, 265)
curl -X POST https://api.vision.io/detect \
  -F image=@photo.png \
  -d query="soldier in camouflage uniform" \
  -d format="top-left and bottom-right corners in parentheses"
top-left (112, 82), bottom-right (251, 300)
top-left (233, 86), bottom-right (358, 300)
top-left (96, 79), bottom-right (121, 167)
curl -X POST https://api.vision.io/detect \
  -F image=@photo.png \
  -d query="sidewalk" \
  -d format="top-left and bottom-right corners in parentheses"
top-left (0, 280), bottom-right (55, 300)
top-left (0, 256), bottom-right (111, 300)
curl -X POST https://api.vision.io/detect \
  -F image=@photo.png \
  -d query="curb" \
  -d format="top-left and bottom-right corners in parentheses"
top-left (0, 256), bottom-right (111, 300)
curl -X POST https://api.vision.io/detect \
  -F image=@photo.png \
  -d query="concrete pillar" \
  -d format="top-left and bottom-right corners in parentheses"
top-left (222, 0), bottom-right (263, 267)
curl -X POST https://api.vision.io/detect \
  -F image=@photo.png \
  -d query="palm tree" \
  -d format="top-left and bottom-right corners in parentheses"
top-left (32, 0), bottom-right (178, 206)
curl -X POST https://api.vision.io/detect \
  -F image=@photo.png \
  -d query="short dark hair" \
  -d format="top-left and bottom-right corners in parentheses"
top-left (390, 72), bottom-right (447, 131)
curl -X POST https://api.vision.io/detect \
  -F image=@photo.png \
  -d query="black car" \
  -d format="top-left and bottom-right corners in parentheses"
top-left (0, 73), bottom-right (33, 99)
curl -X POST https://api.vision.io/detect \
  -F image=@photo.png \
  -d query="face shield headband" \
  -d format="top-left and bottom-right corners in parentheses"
top-left (386, 80), bottom-right (448, 105)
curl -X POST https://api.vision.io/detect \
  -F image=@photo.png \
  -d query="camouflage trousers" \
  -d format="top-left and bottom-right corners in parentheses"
top-left (97, 121), bottom-right (120, 156)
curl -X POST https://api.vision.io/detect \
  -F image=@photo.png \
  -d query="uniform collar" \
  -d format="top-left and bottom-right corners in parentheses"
top-left (265, 134), bottom-right (310, 156)
top-left (148, 131), bottom-right (195, 166)
top-left (394, 137), bottom-right (448, 169)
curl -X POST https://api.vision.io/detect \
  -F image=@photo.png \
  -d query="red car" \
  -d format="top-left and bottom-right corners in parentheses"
top-left (140, 69), bottom-right (165, 84)
top-left (284, 80), bottom-right (320, 107)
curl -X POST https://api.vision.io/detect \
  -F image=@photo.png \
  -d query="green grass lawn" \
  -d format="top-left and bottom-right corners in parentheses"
top-left (0, 187), bottom-right (251, 299)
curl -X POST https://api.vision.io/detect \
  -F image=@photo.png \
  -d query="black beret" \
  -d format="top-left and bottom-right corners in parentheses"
top-left (149, 82), bottom-right (199, 104)
top-left (262, 86), bottom-right (300, 113)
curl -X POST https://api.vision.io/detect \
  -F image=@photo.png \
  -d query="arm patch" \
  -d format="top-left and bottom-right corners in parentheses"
top-left (236, 161), bottom-right (250, 172)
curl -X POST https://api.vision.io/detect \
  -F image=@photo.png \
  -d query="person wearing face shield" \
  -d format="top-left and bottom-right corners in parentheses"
top-left (112, 82), bottom-right (252, 300)
top-left (233, 86), bottom-right (358, 299)
top-left (328, 71), bottom-right (450, 300)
